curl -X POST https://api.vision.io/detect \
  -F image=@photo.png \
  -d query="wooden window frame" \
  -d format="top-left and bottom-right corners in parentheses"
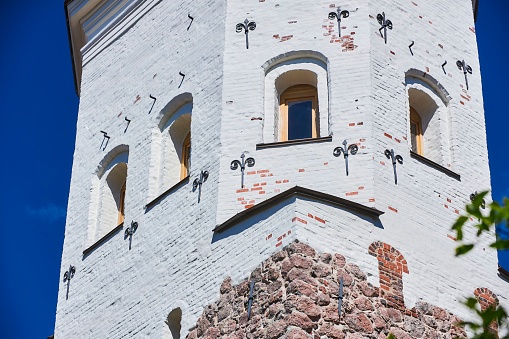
top-left (279, 85), bottom-right (319, 141)
top-left (180, 132), bottom-right (191, 179)
top-left (410, 107), bottom-right (423, 155)
top-left (118, 181), bottom-right (126, 225)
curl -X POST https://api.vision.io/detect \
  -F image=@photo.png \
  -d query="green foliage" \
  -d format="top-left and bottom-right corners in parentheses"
top-left (451, 191), bottom-right (509, 256)
top-left (451, 191), bottom-right (509, 338)
top-left (460, 298), bottom-right (509, 339)
top-left (387, 333), bottom-right (396, 339)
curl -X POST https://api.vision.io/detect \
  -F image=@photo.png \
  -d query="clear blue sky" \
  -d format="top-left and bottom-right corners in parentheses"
top-left (0, 1), bottom-right (507, 338)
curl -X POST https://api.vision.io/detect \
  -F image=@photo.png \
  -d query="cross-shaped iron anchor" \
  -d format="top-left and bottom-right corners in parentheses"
top-left (333, 140), bottom-right (358, 176)
top-left (377, 12), bottom-right (393, 44)
top-left (328, 8), bottom-right (350, 37)
top-left (236, 19), bottom-right (256, 49)
top-left (63, 265), bottom-right (76, 300)
top-left (193, 170), bottom-right (209, 203)
top-left (124, 220), bottom-right (138, 250)
top-left (384, 149), bottom-right (403, 184)
top-left (456, 60), bottom-right (472, 90)
top-left (231, 152), bottom-right (255, 188)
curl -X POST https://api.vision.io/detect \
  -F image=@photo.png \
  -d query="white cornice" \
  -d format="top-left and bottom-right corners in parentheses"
top-left (65, 0), bottom-right (161, 95)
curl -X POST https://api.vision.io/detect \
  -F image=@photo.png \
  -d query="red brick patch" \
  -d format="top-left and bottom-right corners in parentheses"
top-left (314, 216), bottom-right (326, 224)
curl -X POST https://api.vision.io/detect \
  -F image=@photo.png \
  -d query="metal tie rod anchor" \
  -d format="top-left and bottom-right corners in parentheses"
top-left (247, 278), bottom-right (255, 320)
top-left (63, 265), bottom-right (76, 300)
top-left (384, 149), bottom-right (403, 184)
top-left (333, 139), bottom-right (358, 176)
top-left (338, 277), bottom-right (344, 319)
top-left (231, 152), bottom-right (255, 189)
top-left (236, 18), bottom-right (256, 49)
top-left (328, 8), bottom-right (349, 37)
top-left (377, 12), bottom-right (393, 44)
top-left (124, 221), bottom-right (138, 250)
top-left (456, 60), bottom-right (472, 90)
top-left (193, 170), bottom-right (209, 203)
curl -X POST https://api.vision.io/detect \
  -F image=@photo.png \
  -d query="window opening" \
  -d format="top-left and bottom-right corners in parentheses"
top-left (180, 132), bottom-right (191, 179)
top-left (280, 85), bottom-right (318, 141)
top-left (118, 181), bottom-right (126, 225)
top-left (410, 107), bottom-right (423, 155)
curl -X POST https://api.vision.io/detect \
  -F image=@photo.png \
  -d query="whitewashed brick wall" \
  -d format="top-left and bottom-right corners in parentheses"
top-left (56, 0), bottom-right (506, 338)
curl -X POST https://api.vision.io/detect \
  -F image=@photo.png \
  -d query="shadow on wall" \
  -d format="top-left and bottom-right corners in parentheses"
top-left (164, 308), bottom-right (182, 339)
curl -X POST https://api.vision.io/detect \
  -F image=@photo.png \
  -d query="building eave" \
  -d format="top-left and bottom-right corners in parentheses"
top-left (473, 0), bottom-right (479, 22)
top-left (64, 0), bottom-right (80, 96)
top-left (213, 186), bottom-right (384, 234)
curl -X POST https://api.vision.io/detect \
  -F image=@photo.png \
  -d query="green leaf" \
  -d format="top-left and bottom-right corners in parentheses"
top-left (455, 244), bottom-right (474, 256)
top-left (490, 239), bottom-right (509, 250)
top-left (387, 334), bottom-right (396, 339)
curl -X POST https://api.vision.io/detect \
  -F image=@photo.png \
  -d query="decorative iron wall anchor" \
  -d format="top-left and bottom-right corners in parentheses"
top-left (384, 149), bottom-right (403, 184)
top-left (187, 14), bottom-right (194, 30)
top-left (377, 12), bottom-right (393, 44)
top-left (63, 265), bottom-right (76, 300)
top-left (333, 139), bottom-right (358, 176)
top-left (328, 8), bottom-right (349, 37)
top-left (338, 277), bottom-right (344, 319)
top-left (193, 170), bottom-right (209, 203)
top-left (470, 191), bottom-right (486, 209)
top-left (409, 41), bottom-right (414, 55)
top-left (124, 221), bottom-right (138, 250)
top-left (148, 95), bottom-right (157, 114)
top-left (231, 152), bottom-right (255, 188)
top-left (124, 117), bottom-right (131, 132)
top-left (456, 60), bottom-right (472, 90)
top-left (100, 131), bottom-right (110, 150)
top-left (178, 72), bottom-right (186, 88)
top-left (442, 61), bottom-right (448, 74)
top-left (247, 278), bottom-right (255, 320)
top-left (236, 19), bottom-right (256, 49)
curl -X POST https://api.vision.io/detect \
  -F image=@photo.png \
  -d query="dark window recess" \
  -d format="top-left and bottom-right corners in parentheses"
top-left (288, 100), bottom-right (313, 140)
top-left (410, 121), bottom-right (418, 153)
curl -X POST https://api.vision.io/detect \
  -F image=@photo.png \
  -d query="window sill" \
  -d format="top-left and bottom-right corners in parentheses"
top-left (410, 151), bottom-right (461, 181)
top-left (145, 176), bottom-right (190, 211)
top-left (256, 136), bottom-right (332, 150)
top-left (83, 223), bottom-right (124, 257)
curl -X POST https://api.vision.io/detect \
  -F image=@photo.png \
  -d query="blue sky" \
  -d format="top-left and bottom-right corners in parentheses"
top-left (0, 1), bottom-right (507, 338)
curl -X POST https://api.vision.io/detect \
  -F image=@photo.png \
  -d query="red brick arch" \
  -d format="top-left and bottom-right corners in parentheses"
top-left (368, 241), bottom-right (409, 310)
top-left (474, 287), bottom-right (499, 337)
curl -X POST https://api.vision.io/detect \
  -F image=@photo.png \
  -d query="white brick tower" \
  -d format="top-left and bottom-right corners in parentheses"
top-left (57, 0), bottom-right (507, 338)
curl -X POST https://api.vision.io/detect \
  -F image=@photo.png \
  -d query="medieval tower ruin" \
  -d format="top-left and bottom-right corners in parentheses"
top-left (56, 0), bottom-right (507, 337)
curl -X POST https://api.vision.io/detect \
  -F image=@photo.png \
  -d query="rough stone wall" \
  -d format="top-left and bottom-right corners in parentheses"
top-left (187, 241), bottom-right (466, 339)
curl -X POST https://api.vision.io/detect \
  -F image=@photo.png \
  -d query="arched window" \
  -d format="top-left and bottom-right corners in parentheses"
top-left (148, 93), bottom-right (193, 200)
top-left (87, 146), bottom-right (129, 243)
top-left (279, 84), bottom-right (319, 141)
top-left (406, 72), bottom-right (451, 166)
top-left (263, 52), bottom-right (329, 143)
top-left (102, 162), bottom-right (128, 233)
